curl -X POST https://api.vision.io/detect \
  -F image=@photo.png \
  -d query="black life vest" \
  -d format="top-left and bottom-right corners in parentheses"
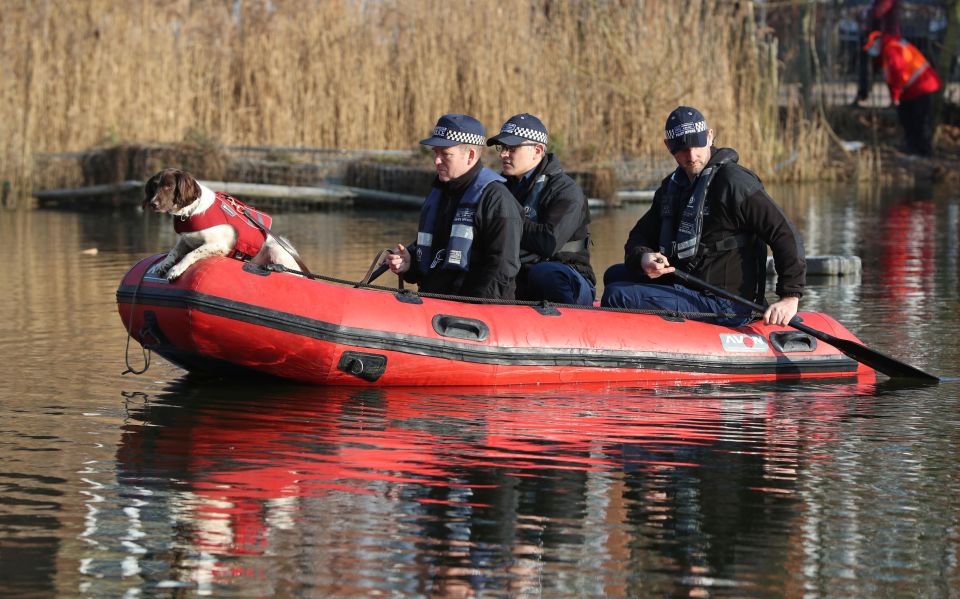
top-left (658, 157), bottom-right (749, 269)
top-left (518, 171), bottom-right (588, 254)
top-left (520, 173), bottom-right (548, 221)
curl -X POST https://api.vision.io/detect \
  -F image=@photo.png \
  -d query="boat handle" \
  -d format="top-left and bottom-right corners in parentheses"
top-left (431, 314), bottom-right (489, 342)
top-left (770, 330), bottom-right (817, 353)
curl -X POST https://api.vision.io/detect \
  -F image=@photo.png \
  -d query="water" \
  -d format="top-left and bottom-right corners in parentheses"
top-left (1, 183), bottom-right (958, 597)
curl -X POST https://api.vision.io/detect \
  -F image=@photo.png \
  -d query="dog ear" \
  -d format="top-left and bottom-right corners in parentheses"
top-left (175, 170), bottom-right (201, 207)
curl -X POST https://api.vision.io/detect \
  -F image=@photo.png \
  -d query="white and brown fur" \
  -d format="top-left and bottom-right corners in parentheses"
top-left (144, 168), bottom-right (303, 280)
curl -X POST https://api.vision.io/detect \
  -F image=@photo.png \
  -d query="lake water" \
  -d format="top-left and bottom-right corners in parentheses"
top-left (1, 183), bottom-right (958, 597)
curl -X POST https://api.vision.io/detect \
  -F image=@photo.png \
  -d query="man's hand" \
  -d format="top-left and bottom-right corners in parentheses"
top-left (384, 243), bottom-right (411, 274)
top-left (764, 296), bottom-right (799, 326)
top-left (642, 253), bottom-right (675, 278)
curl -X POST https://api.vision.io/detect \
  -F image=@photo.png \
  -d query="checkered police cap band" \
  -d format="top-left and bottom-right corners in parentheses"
top-left (665, 119), bottom-right (707, 140)
top-left (512, 126), bottom-right (548, 144)
top-left (433, 126), bottom-right (486, 146)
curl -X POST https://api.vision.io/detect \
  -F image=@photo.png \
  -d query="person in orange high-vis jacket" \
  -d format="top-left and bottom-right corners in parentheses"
top-left (865, 31), bottom-right (943, 156)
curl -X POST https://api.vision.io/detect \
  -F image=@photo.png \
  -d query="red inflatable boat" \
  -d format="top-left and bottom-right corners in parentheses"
top-left (116, 254), bottom-right (873, 386)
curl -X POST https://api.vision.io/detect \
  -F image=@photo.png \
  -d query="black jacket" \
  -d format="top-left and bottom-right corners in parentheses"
top-left (505, 153), bottom-right (596, 286)
top-left (624, 147), bottom-right (805, 302)
top-left (404, 161), bottom-right (522, 300)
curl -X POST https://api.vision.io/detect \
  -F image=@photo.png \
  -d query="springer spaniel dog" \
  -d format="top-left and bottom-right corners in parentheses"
top-left (144, 168), bottom-right (307, 280)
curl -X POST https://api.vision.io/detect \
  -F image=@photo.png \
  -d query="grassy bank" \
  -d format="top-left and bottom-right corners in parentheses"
top-left (2, 0), bottom-right (829, 196)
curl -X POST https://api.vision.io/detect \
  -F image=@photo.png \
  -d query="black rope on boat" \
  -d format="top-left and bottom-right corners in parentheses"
top-left (265, 263), bottom-right (747, 322)
top-left (122, 259), bottom-right (156, 376)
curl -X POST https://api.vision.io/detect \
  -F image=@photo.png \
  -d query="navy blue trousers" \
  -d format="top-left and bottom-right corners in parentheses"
top-left (521, 262), bottom-right (595, 306)
top-left (600, 263), bottom-right (753, 326)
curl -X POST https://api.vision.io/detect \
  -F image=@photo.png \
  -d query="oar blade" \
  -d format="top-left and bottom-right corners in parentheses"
top-left (830, 337), bottom-right (940, 382)
top-left (791, 322), bottom-right (940, 382)
top-left (672, 269), bottom-right (939, 383)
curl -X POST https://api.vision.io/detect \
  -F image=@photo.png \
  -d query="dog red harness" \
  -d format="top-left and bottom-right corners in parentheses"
top-left (174, 192), bottom-right (272, 260)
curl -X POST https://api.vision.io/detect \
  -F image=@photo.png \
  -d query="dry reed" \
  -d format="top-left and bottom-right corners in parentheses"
top-left (1, 0), bottom-right (828, 196)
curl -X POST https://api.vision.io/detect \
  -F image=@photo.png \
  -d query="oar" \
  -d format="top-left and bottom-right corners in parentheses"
top-left (671, 269), bottom-right (940, 382)
top-left (356, 249), bottom-right (401, 289)
top-left (241, 208), bottom-right (312, 274)
top-left (364, 264), bottom-right (389, 284)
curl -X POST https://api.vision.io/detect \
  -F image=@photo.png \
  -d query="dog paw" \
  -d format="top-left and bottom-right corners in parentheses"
top-left (153, 258), bottom-right (175, 276)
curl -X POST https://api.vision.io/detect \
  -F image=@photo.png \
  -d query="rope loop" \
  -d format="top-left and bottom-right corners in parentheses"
top-left (122, 258), bottom-right (159, 376)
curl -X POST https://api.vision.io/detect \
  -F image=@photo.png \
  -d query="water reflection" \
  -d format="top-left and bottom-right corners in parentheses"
top-left (111, 378), bottom-right (886, 596)
top-left (1, 184), bottom-right (959, 596)
top-left (877, 198), bottom-right (936, 316)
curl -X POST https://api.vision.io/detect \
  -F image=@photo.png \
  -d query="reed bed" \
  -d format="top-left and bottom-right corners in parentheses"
top-left (1, 0), bottom-right (828, 196)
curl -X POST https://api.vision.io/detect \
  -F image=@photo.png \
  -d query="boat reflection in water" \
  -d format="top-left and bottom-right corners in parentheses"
top-left (116, 377), bottom-right (881, 596)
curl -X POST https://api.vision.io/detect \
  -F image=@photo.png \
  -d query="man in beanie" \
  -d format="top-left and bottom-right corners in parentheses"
top-left (601, 106), bottom-right (805, 326)
top-left (487, 113), bottom-right (595, 305)
top-left (864, 30), bottom-right (942, 157)
top-left (383, 114), bottom-right (522, 299)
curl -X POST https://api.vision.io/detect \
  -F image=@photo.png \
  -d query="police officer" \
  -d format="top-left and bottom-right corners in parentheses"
top-left (383, 114), bottom-right (522, 300)
top-left (487, 113), bottom-right (595, 305)
top-left (601, 106), bottom-right (805, 326)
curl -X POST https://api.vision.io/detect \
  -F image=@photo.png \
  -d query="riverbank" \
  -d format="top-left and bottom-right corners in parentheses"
top-left (15, 103), bottom-right (958, 212)
top-left (826, 104), bottom-right (960, 186)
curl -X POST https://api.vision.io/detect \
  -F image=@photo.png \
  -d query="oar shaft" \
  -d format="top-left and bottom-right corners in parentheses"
top-left (368, 264), bottom-right (389, 283)
top-left (671, 270), bottom-right (768, 315)
top-left (357, 249), bottom-right (392, 287)
top-left (670, 269), bottom-right (939, 382)
top-left (357, 249), bottom-right (403, 288)
top-left (242, 208), bottom-right (312, 274)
